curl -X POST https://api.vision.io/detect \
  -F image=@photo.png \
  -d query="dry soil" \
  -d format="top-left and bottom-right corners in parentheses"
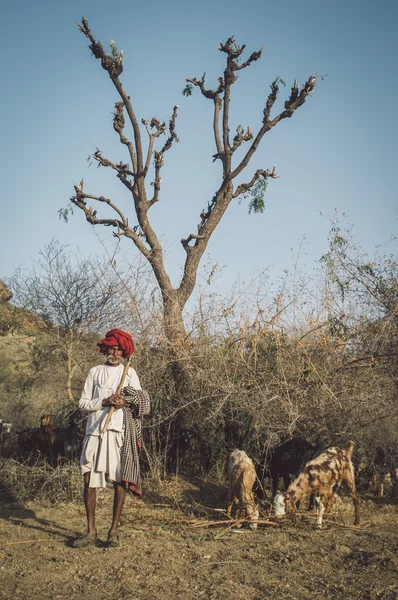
top-left (0, 477), bottom-right (397, 600)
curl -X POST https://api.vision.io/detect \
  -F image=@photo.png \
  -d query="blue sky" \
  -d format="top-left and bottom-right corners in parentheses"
top-left (1, 0), bottom-right (397, 300)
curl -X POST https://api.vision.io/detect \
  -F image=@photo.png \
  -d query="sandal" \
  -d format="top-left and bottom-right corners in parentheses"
top-left (73, 534), bottom-right (97, 549)
top-left (106, 534), bottom-right (120, 548)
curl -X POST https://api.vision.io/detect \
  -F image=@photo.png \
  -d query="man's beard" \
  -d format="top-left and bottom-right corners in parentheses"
top-left (106, 355), bottom-right (122, 365)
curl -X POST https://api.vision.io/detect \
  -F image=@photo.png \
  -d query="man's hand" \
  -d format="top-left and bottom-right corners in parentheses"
top-left (109, 393), bottom-right (128, 409)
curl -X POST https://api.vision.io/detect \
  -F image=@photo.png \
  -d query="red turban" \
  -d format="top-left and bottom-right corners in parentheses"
top-left (98, 329), bottom-right (134, 358)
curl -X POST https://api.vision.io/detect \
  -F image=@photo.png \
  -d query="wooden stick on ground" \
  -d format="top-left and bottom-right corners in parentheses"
top-left (187, 518), bottom-right (280, 528)
top-left (101, 356), bottom-right (133, 434)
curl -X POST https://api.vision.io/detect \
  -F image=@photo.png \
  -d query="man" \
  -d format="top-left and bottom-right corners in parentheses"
top-left (73, 329), bottom-right (150, 548)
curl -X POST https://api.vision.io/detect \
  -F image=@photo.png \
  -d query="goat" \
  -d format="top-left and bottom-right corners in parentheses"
top-left (284, 441), bottom-right (360, 528)
top-left (357, 446), bottom-right (397, 498)
top-left (273, 492), bottom-right (286, 517)
top-left (265, 437), bottom-right (317, 499)
top-left (37, 414), bottom-right (56, 456)
top-left (226, 449), bottom-right (259, 530)
top-left (0, 419), bottom-right (13, 455)
top-left (18, 428), bottom-right (39, 454)
top-left (18, 414), bottom-right (56, 461)
top-left (0, 419), bottom-right (12, 434)
top-left (52, 417), bottom-right (82, 462)
top-left (0, 419), bottom-right (12, 440)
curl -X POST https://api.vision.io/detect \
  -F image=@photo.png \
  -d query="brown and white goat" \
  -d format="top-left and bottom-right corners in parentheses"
top-left (284, 441), bottom-right (360, 528)
top-left (226, 449), bottom-right (259, 530)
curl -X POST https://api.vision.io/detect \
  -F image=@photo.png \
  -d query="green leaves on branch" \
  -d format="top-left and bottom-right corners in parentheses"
top-left (182, 84), bottom-right (193, 97)
top-left (58, 205), bottom-right (74, 223)
top-left (246, 178), bottom-right (268, 214)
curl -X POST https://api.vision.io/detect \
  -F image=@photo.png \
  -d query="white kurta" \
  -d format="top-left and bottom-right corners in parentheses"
top-left (79, 364), bottom-right (141, 435)
top-left (78, 363), bottom-right (141, 488)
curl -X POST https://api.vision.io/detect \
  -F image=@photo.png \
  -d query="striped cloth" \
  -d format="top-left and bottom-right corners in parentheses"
top-left (120, 387), bottom-right (150, 496)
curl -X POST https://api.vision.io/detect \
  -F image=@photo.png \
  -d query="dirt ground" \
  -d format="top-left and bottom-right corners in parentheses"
top-left (0, 477), bottom-right (397, 600)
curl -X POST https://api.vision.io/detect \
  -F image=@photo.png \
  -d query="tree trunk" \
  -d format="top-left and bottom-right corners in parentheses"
top-left (162, 291), bottom-right (193, 396)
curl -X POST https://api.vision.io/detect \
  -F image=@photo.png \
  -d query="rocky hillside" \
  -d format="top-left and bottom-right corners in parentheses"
top-left (0, 280), bottom-right (44, 337)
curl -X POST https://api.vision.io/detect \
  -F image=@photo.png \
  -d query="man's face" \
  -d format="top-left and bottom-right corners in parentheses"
top-left (106, 346), bottom-right (123, 365)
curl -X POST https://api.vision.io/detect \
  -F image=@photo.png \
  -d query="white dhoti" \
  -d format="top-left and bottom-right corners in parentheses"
top-left (80, 430), bottom-right (124, 488)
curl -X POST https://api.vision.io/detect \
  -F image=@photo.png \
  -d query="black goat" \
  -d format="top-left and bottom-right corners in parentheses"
top-left (52, 425), bottom-right (81, 462)
top-left (266, 438), bottom-right (318, 499)
top-left (18, 428), bottom-right (40, 454)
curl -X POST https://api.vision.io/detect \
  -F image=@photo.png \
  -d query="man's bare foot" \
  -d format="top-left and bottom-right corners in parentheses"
top-left (106, 532), bottom-right (120, 548)
top-left (72, 532), bottom-right (97, 548)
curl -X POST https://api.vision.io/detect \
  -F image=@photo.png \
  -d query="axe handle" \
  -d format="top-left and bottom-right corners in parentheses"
top-left (101, 356), bottom-right (133, 434)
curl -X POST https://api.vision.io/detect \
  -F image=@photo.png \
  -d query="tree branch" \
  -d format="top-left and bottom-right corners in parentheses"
top-left (78, 18), bottom-right (145, 173)
top-left (213, 97), bottom-right (223, 158)
top-left (70, 180), bottom-right (151, 257)
top-left (148, 105), bottom-right (179, 206)
top-left (232, 46), bottom-right (264, 71)
top-left (181, 233), bottom-right (206, 248)
top-left (113, 101), bottom-right (137, 173)
top-left (230, 74), bottom-right (318, 180)
top-left (92, 148), bottom-right (134, 176)
top-left (178, 181), bottom-right (234, 304)
top-left (231, 125), bottom-right (253, 153)
top-left (142, 116), bottom-right (166, 177)
top-left (185, 74), bottom-right (224, 99)
top-left (75, 20), bottom-right (183, 301)
top-left (232, 166), bottom-right (279, 198)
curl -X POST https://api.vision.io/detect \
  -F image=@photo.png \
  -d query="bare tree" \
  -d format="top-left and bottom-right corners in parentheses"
top-left (69, 18), bottom-right (318, 386)
top-left (10, 240), bottom-right (125, 403)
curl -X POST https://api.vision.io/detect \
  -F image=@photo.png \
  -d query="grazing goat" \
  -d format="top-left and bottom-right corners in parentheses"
top-left (357, 446), bottom-right (398, 498)
top-left (284, 441), bottom-right (360, 528)
top-left (227, 449), bottom-right (259, 530)
top-left (266, 438), bottom-right (317, 499)
top-left (273, 492), bottom-right (286, 517)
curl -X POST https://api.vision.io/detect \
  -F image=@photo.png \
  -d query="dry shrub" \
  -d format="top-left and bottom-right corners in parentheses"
top-left (135, 246), bottom-right (398, 488)
top-left (0, 457), bottom-right (82, 504)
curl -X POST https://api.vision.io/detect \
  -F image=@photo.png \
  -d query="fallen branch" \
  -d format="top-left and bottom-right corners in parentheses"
top-left (213, 522), bottom-right (240, 540)
top-left (187, 518), bottom-right (280, 529)
top-left (288, 513), bottom-right (363, 531)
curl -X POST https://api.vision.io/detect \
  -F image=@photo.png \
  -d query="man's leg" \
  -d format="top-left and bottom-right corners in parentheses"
top-left (108, 481), bottom-right (127, 539)
top-left (83, 472), bottom-right (97, 541)
top-left (73, 472), bottom-right (97, 547)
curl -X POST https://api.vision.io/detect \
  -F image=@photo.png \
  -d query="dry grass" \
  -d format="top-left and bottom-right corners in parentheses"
top-left (0, 457), bottom-right (82, 504)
